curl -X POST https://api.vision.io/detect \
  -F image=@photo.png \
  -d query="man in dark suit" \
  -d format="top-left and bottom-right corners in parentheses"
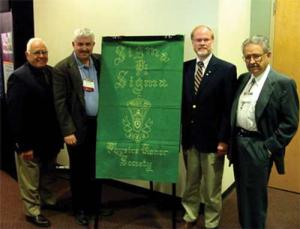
top-left (7, 38), bottom-right (63, 227)
top-left (53, 28), bottom-right (111, 226)
top-left (230, 35), bottom-right (299, 229)
top-left (181, 25), bottom-right (237, 229)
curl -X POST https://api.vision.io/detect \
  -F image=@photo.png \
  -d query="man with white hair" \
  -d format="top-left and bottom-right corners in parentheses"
top-left (53, 28), bottom-right (112, 226)
top-left (7, 38), bottom-right (63, 227)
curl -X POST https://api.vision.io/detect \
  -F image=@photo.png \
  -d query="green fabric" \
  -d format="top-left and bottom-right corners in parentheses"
top-left (96, 37), bottom-right (184, 182)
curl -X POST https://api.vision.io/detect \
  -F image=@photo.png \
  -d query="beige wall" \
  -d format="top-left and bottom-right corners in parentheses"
top-left (216, 0), bottom-right (251, 194)
top-left (34, 0), bottom-right (251, 196)
top-left (34, 0), bottom-right (218, 65)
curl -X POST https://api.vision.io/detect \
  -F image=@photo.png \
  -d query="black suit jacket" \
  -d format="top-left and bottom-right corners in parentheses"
top-left (181, 55), bottom-right (237, 152)
top-left (230, 69), bottom-right (299, 174)
top-left (6, 63), bottom-right (63, 161)
top-left (53, 53), bottom-right (100, 144)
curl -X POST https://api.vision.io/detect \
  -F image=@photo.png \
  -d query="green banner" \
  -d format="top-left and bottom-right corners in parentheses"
top-left (96, 36), bottom-right (184, 182)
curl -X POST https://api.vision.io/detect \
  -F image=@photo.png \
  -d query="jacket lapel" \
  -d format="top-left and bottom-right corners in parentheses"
top-left (195, 55), bottom-right (216, 98)
top-left (68, 55), bottom-right (85, 106)
top-left (255, 70), bottom-right (274, 122)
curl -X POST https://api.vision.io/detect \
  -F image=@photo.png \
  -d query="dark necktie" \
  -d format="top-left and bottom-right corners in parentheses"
top-left (194, 61), bottom-right (204, 94)
top-left (245, 77), bottom-right (256, 94)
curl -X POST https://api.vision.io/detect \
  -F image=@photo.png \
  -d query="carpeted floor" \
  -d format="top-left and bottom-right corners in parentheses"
top-left (0, 170), bottom-right (299, 229)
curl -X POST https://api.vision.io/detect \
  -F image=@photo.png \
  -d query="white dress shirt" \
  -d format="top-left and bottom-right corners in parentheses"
top-left (236, 65), bottom-right (271, 131)
top-left (195, 53), bottom-right (212, 75)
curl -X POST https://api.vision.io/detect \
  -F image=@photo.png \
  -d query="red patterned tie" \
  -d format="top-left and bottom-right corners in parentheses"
top-left (194, 61), bottom-right (204, 94)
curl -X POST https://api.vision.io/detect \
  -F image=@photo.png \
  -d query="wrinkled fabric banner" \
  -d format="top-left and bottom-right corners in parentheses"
top-left (96, 36), bottom-right (184, 182)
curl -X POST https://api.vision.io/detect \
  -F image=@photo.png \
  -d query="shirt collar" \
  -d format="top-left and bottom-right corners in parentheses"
top-left (73, 52), bottom-right (93, 69)
top-left (196, 53), bottom-right (212, 68)
top-left (251, 64), bottom-right (271, 83)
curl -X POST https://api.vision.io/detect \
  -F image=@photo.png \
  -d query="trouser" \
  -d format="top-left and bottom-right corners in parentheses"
top-left (15, 152), bottom-right (57, 216)
top-left (233, 136), bottom-right (271, 229)
top-left (182, 147), bottom-right (224, 228)
top-left (67, 118), bottom-right (101, 214)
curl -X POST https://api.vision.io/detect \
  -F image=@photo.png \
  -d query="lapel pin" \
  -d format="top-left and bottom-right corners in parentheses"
top-left (205, 70), bottom-right (212, 76)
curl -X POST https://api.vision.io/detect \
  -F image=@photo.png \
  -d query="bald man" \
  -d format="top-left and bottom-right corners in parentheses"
top-left (7, 38), bottom-right (63, 227)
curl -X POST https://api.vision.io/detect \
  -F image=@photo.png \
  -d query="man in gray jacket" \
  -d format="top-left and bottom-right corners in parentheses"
top-left (230, 35), bottom-right (299, 229)
top-left (53, 28), bottom-right (111, 226)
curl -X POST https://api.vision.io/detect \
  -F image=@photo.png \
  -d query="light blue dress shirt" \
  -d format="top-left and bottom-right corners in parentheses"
top-left (74, 53), bottom-right (99, 117)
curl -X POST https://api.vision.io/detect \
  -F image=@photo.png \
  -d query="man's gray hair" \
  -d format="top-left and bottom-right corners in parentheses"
top-left (73, 28), bottom-right (95, 41)
top-left (26, 38), bottom-right (46, 52)
top-left (242, 35), bottom-right (270, 53)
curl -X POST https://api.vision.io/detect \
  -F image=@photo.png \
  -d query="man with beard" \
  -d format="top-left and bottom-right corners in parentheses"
top-left (53, 28), bottom-right (112, 226)
top-left (7, 38), bottom-right (63, 227)
top-left (229, 35), bottom-right (299, 229)
top-left (181, 25), bottom-right (237, 229)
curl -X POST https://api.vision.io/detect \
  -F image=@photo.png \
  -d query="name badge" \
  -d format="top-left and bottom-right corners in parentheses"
top-left (83, 79), bottom-right (95, 92)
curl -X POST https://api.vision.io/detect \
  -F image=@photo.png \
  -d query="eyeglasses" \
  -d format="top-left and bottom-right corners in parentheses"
top-left (243, 53), bottom-right (266, 63)
top-left (192, 38), bottom-right (212, 43)
top-left (30, 50), bottom-right (48, 55)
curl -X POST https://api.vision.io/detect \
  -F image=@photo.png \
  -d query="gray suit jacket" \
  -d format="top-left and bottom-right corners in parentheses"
top-left (53, 53), bottom-right (101, 144)
top-left (230, 68), bottom-right (299, 174)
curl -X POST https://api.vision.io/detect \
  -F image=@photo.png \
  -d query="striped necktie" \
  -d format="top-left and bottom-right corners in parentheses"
top-left (194, 61), bottom-right (204, 94)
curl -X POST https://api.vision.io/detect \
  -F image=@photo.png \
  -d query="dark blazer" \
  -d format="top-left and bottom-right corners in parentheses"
top-left (181, 55), bottom-right (237, 152)
top-left (6, 63), bottom-right (63, 161)
top-left (53, 53), bottom-right (100, 144)
top-left (230, 68), bottom-right (299, 174)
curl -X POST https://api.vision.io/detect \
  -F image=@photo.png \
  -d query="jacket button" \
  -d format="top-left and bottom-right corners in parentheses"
top-left (192, 104), bottom-right (196, 108)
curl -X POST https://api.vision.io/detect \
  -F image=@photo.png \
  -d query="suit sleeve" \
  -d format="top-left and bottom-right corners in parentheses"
top-left (52, 64), bottom-right (76, 137)
top-left (265, 78), bottom-right (299, 153)
top-left (218, 64), bottom-right (237, 143)
top-left (6, 74), bottom-right (33, 152)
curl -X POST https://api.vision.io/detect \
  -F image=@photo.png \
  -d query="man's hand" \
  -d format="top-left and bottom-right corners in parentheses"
top-left (64, 134), bottom-right (77, 145)
top-left (216, 142), bottom-right (228, 157)
top-left (21, 150), bottom-right (34, 160)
